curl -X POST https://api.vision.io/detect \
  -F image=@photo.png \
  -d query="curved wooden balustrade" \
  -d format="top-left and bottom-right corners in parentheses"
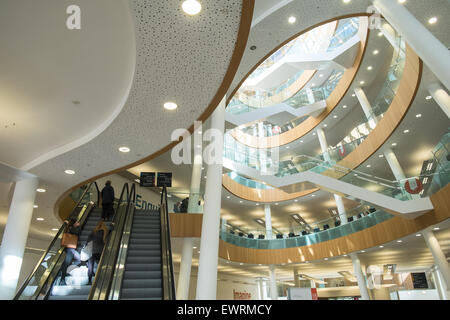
top-left (170, 184), bottom-right (449, 264)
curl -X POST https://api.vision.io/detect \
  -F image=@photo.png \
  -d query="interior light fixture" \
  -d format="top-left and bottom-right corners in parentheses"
top-left (324, 124), bottom-right (328, 127)
top-left (367, 66), bottom-right (373, 70)
top-left (379, 246), bottom-right (384, 248)
top-left (118, 147), bottom-right (130, 153)
top-left (428, 17), bottom-right (437, 24)
top-left (366, 165), bottom-right (371, 168)
top-left (398, 0), bottom-right (406, 3)
top-left (391, 143), bottom-right (397, 147)
top-left (416, 114), bottom-right (422, 118)
top-left (403, 129), bottom-right (410, 134)
top-left (373, 50), bottom-right (379, 55)
top-left (352, 94), bottom-right (356, 97)
top-left (36, 218), bottom-right (44, 221)
top-left (425, 95), bottom-right (432, 100)
top-left (333, 115), bottom-right (338, 119)
top-left (36, 188), bottom-right (46, 193)
top-left (226, 196), bottom-right (230, 199)
top-left (433, 227), bottom-right (440, 231)
top-left (397, 240), bottom-right (403, 243)
top-left (416, 234), bottom-right (421, 237)
top-left (378, 31), bottom-right (383, 37)
top-left (288, 16), bottom-right (296, 24)
top-left (52, 228), bottom-right (59, 231)
top-left (182, 0), bottom-right (202, 15)
top-left (379, 154), bottom-right (384, 158)
top-left (360, 81), bottom-right (365, 85)
top-left (64, 170), bottom-right (75, 175)
top-left (361, 250), bottom-right (366, 253)
top-left (343, 0), bottom-right (351, 3)
top-left (135, 179), bottom-right (140, 183)
top-left (164, 102), bottom-right (178, 110)
top-left (33, 205), bottom-right (38, 208)
top-left (343, 105), bottom-right (347, 109)
top-left (239, 200), bottom-right (243, 203)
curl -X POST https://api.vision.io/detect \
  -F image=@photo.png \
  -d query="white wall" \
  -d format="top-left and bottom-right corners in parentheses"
top-left (397, 289), bottom-right (440, 300)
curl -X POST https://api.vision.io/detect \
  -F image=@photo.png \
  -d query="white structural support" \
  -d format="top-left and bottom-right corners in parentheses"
top-left (334, 194), bottom-right (348, 225)
top-left (264, 204), bottom-right (273, 239)
top-left (350, 253), bottom-right (370, 300)
top-left (269, 265), bottom-right (278, 300)
top-left (0, 177), bottom-right (38, 299)
top-left (428, 82), bottom-right (450, 119)
top-left (422, 229), bottom-right (450, 292)
top-left (431, 266), bottom-right (449, 300)
top-left (378, 21), bottom-right (399, 52)
top-left (354, 87), bottom-right (378, 123)
top-left (176, 237), bottom-right (194, 300)
top-left (195, 97), bottom-right (226, 300)
top-left (373, 0), bottom-right (450, 91)
top-left (383, 148), bottom-right (407, 182)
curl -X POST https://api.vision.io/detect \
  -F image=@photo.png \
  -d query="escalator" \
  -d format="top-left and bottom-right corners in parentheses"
top-left (15, 182), bottom-right (175, 300)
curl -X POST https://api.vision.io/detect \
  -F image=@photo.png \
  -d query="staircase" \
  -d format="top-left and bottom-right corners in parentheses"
top-left (120, 209), bottom-right (162, 300)
top-left (48, 207), bottom-right (103, 300)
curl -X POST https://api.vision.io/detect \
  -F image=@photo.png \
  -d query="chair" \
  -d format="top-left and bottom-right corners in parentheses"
top-left (247, 233), bottom-right (254, 239)
top-left (238, 232), bottom-right (244, 237)
top-left (313, 228), bottom-right (320, 233)
top-left (258, 234), bottom-right (265, 239)
top-left (276, 234), bottom-right (283, 239)
top-left (323, 224), bottom-right (330, 230)
top-left (230, 230), bottom-right (235, 235)
top-left (357, 214), bottom-right (362, 219)
top-left (301, 230), bottom-right (308, 236)
top-left (347, 216), bottom-right (354, 222)
top-left (288, 232), bottom-right (295, 238)
top-left (334, 220), bottom-right (341, 227)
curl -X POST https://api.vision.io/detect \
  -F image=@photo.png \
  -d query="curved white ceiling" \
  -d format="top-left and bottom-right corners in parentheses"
top-left (0, 1), bottom-right (249, 243)
top-left (0, 0), bottom-right (136, 170)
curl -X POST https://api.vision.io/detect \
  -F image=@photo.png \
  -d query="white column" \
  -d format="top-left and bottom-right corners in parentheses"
top-left (383, 148), bottom-right (407, 182)
top-left (293, 269), bottom-right (300, 287)
top-left (0, 177), bottom-right (38, 299)
top-left (378, 22), bottom-right (399, 52)
top-left (334, 194), bottom-right (348, 225)
top-left (354, 87), bottom-right (378, 123)
top-left (435, 268), bottom-right (449, 300)
top-left (316, 128), bottom-right (331, 162)
top-left (428, 82), bottom-right (450, 119)
top-left (432, 267), bottom-right (448, 300)
top-left (195, 97), bottom-right (225, 300)
top-left (422, 229), bottom-right (450, 291)
top-left (373, 0), bottom-right (450, 91)
top-left (264, 204), bottom-right (273, 239)
top-left (257, 278), bottom-right (265, 300)
top-left (176, 238), bottom-right (193, 300)
top-left (269, 265), bottom-right (278, 300)
top-left (350, 253), bottom-right (370, 300)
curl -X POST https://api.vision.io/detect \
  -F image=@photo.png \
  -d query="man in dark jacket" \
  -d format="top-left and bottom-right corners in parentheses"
top-left (101, 180), bottom-right (115, 220)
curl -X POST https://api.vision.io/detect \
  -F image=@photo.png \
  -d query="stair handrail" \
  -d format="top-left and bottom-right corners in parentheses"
top-left (14, 181), bottom-right (100, 300)
top-left (160, 186), bottom-right (176, 300)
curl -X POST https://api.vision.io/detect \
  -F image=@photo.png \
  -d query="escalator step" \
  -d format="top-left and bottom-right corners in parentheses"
top-left (48, 295), bottom-right (88, 300)
top-left (123, 271), bottom-right (161, 280)
top-left (120, 287), bottom-right (161, 299)
top-left (127, 244), bottom-right (160, 251)
top-left (122, 279), bottom-right (162, 289)
top-left (126, 249), bottom-right (160, 257)
top-left (129, 238), bottom-right (160, 245)
top-left (126, 256), bottom-right (161, 264)
top-left (124, 263), bottom-right (161, 272)
top-left (130, 233), bottom-right (160, 239)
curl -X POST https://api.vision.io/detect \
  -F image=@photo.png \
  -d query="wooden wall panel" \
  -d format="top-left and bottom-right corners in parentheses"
top-left (169, 213), bottom-right (203, 238)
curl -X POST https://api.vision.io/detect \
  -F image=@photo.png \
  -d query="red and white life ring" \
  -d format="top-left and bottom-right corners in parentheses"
top-left (338, 145), bottom-right (346, 157)
top-left (404, 178), bottom-right (423, 194)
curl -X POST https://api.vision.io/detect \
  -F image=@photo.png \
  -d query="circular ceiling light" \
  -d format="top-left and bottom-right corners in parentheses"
top-left (428, 17), bottom-right (437, 24)
top-left (425, 95), bottom-right (432, 100)
top-left (403, 129), bottom-right (410, 134)
top-left (367, 66), bottom-right (373, 71)
top-left (164, 102), bottom-right (178, 110)
top-left (343, 105), bottom-right (347, 109)
top-left (64, 169), bottom-right (75, 175)
top-left (52, 228), bottom-right (59, 231)
top-left (416, 113), bottom-right (422, 118)
top-left (36, 218), bottom-right (44, 221)
top-left (391, 143), bottom-right (397, 147)
top-left (119, 147), bottom-right (130, 153)
top-left (36, 188), bottom-right (46, 193)
top-left (182, 0), bottom-right (202, 15)
top-left (378, 31), bottom-right (383, 37)
top-left (33, 205), bottom-right (38, 208)
top-left (343, 0), bottom-right (351, 3)
top-left (288, 16), bottom-right (296, 24)
top-left (373, 50), bottom-right (379, 55)
top-left (398, 0), bottom-right (406, 3)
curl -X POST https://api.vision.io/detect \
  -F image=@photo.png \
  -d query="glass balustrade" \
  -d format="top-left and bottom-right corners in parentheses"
top-left (168, 191), bottom-right (204, 214)
top-left (327, 17), bottom-right (360, 52)
top-left (227, 172), bottom-right (274, 190)
top-left (220, 209), bottom-right (394, 250)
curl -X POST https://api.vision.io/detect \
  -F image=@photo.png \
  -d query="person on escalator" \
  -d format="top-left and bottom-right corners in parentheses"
top-left (101, 180), bottom-right (115, 221)
top-left (60, 218), bottom-right (81, 286)
top-left (85, 220), bottom-right (113, 285)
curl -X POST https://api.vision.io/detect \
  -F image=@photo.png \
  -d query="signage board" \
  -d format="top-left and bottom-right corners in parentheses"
top-left (411, 272), bottom-right (428, 289)
top-left (287, 288), bottom-right (317, 300)
top-left (139, 172), bottom-right (155, 187)
top-left (157, 172), bottom-right (172, 187)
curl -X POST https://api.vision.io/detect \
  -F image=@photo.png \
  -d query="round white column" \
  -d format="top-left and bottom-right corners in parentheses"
top-left (264, 204), bottom-right (273, 239)
top-left (383, 148), bottom-right (407, 182)
top-left (316, 128), bottom-right (331, 163)
top-left (431, 267), bottom-right (448, 300)
top-left (422, 229), bottom-right (450, 291)
top-left (350, 253), bottom-right (370, 300)
top-left (354, 87), bottom-right (378, 123)
top-left (378, 22), bottom-right (399, 51)
top-left (428, 82), bottom-right (450, 119)
top-left (435, 268), bottom-right (450, 300)
top-left (0, 177), bottom-right (38, 299)
top-left (257, 278), bottom-right (265, 300)
top-left (334, 194), bottom-right (348, 225)
top-left (373, 0), bottom-right (450, 91)
top-left (269, 265), bottom-right (278, 300)
top-left (195, 97), bottom-right (225, 300)
top-left (176, 237), bottom-right (194, 300)
top-left (293, 269), bottom-right (300, 287)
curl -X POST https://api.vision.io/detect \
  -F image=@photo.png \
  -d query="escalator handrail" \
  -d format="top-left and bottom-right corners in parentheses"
top-left (160, 186), bottom-right (176, 300)
top-left (88, 182), bottom-right (136, 300)
top-left (14, 181), bottom-right (99, 299)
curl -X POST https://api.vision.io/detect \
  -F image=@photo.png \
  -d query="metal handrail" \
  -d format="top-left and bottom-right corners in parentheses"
top-left (14, 181), bottom-right (99, 299)
top-left (88, 183), bottom-right (136, 300)
top-left (160, 186), bottom-right (176, 300)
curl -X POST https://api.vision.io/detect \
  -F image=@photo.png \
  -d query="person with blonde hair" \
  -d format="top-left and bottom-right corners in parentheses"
top-left (85, 220), bottom-right (112, 284)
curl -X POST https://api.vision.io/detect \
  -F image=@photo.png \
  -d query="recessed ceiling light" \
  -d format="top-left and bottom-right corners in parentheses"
top-left (343, 105), bottom-right (347, 109)
top-left (425, 95), bottom-right (432, 100)
top-left (36, 188), bottom-right (46, 193)
top-left (288, 16), bottom-right (296, 24)
top-left (239, 200), bottom-right (243, 203)
top-left (256, 203), bottom-right (259, 205)
top-left (343, 0), bottom-right (351, 3)
top-left (300, 140), bottom-right (304, 143)
top-left (324, 258), bottom-right (328, 260)
top-left (135, 179), bottom-right (140, 183)
top-left (378, 31), bottom-right (383, 37)
top-left (33, 205), bottom-right (38, 208)
top-left (361, 250), bottom-right (366, 253)
top-left (182, 0), bottom-right (202, 15)
top-left (119, 147), bottom-right (130, 153)
top-left (164, 102), bottom-right (178, 110)
top-left (323, 124), bottom-right (328, 127)
top-left (319, 74), bottom-right (324, 78)
top-left (352, 94), bottom-right (356, 97)
top-left (333, 115), bottom-right (338, 119)
top-left (397, 240), bottom-right (403, 243)
top-left (294, 200), bottom-right (298, 202)
top-left (373, 50), bottom-right (379, 55)
top-left (379, 154), bottom-right (384, 158)
top-left (416, 114), bottom-right (422, 118)
top-left (391, 143), bottom-right (397, 147)
top-left (398, 0), bottom-right (406, 3)
top-left (193, 246), bottom-right (197, 249)
top-left (226, 196), bottom-right (230, 199)
top-left (64, 169), bottom-right (75, 175)
top-left (416, 233), bottom-right (421, 237)
top-left (428, 17), bottom-right (437, 24)
top-left (204, 176), bottom-right (207, 179)
top-left (366, 165), bottom-right (371, 168)
top-left (286, 146), bottom-right (290, 149)
top-left (367, 66), bottom-right (373, 70)
top-left (360, 81), bottom-right (365, 85)
top-left (311, 194), bottom-right (316, 197)
top-left (433, 227), bottom-right (440, 230)
top-left (36, 218), bottom-right (44, 221)
top-left (379, 246), bottom-right (384, 248)
top-left (52, 228), bottom-right (59, 231)
top-left (403, 129), bottom-right (410, 134)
